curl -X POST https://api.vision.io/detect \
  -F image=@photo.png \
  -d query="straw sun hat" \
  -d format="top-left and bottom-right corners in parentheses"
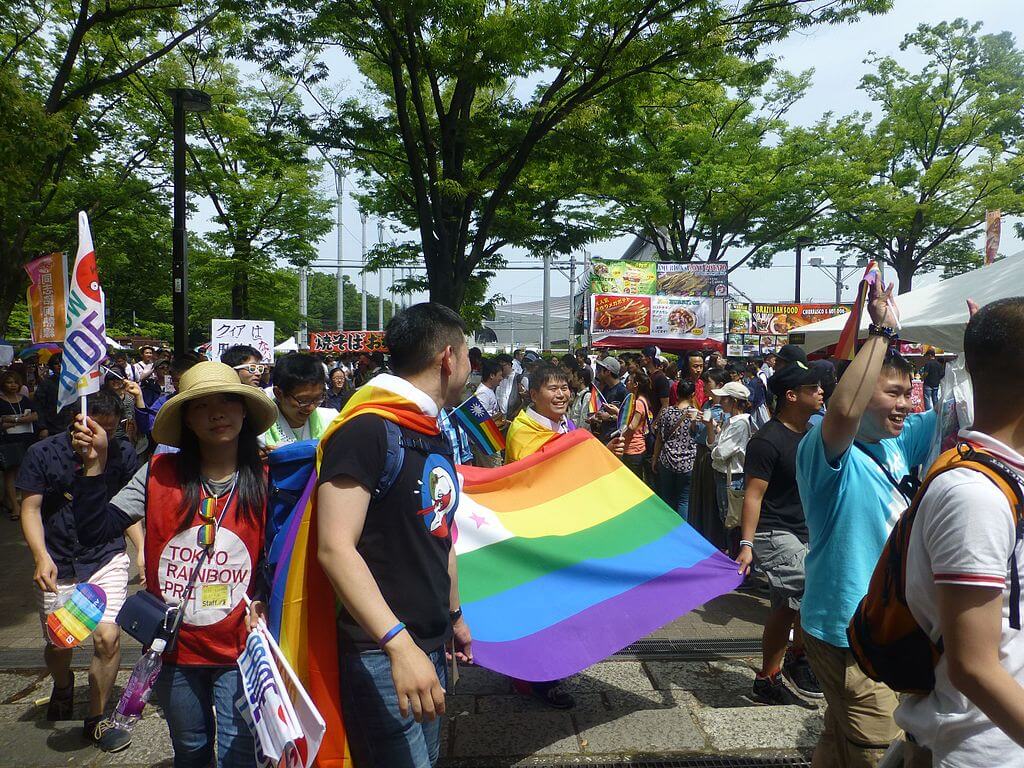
top-left (151, 361), bottom-right (278, 447)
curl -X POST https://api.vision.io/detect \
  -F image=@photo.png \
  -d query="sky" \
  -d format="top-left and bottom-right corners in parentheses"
top-left (219, 0), bottom-right (1024, 318)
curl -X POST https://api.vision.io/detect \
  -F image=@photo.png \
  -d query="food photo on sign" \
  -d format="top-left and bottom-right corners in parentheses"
top-left (589, 260), bottom-right (658, 295)
top-left (591, 294), bottom-right (710, 340)
top-left (655, 263), bottom-right (729, 298)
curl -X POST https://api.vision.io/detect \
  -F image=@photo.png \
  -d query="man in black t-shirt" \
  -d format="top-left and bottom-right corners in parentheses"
top-left (736, 362), bottom-right (824, 706)
top-left (316, 303), bottom-right (472, 768)
top-left (642, 346), bottom-right (671, 415)
top-left (920, 349), bottom-right (945, 411)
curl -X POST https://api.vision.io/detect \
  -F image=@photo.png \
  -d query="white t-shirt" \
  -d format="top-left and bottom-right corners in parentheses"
top-left (896, 430), bottom-right (1024, 767)
top-left (474, 382), bottom-right (500, 417)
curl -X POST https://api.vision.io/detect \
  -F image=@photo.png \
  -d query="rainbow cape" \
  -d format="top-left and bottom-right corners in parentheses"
top-left (268, 374), bottom-right (441, 768)
top-left (454, 428), bottom-right (743, 681)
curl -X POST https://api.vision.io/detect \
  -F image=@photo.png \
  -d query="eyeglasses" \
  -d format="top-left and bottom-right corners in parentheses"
top-left (233, 364), bottom-right (266, 375)
top-left (197, 497), bottom-right (217, 549)
top-left (286, 392), bottom-right (325, 409)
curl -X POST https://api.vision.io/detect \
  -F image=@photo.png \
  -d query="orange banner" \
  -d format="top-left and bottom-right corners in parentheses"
top-left (24, 253), bottom-right (68, 343)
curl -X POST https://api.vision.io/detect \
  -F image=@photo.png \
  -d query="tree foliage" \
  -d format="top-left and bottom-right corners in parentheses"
top-left (0, 0), bottom-right (219, 334)
top-left (820, 19), bottom-right (1024, 291)
top-left (255, 0), bottom-right (888, 312)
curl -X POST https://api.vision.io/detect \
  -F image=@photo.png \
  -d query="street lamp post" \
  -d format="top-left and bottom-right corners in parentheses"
top-left (168, 88), bottom-right (211, 354)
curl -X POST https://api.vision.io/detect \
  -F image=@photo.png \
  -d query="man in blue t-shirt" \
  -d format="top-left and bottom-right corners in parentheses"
top-left (796, 279), bottom-right (937, 768)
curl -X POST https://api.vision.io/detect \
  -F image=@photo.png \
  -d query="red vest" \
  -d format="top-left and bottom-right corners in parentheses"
top-left (144, 454), bottom-right (264, 666)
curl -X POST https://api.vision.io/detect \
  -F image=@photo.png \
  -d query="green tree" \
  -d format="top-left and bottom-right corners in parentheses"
top-left (822, 19), bottom-right (1024, 292)
top-left (0, 0), bottom-right (219, 334)
top-left (589, 68), bottom-right (837, 270)
top-left (263, 0), bottom-right (886, 312)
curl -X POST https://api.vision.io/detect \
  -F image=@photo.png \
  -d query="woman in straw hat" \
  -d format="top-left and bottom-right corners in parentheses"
top-left (70, 361), bottom-right (277, 764)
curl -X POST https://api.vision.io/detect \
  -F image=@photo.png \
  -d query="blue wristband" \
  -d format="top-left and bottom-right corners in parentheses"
top-left (378, 622), bottom-right (406, 649)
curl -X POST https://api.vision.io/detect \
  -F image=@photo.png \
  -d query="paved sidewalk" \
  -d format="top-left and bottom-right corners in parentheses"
top-left (0, 519), bottom-right (822, 766)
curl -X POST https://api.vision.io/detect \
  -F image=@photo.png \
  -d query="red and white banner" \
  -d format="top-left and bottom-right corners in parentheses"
top-left (58, 212), bottom-right (106, 409)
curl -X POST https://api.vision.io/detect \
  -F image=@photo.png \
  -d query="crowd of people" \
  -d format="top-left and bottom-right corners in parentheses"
top-left (0, 291), bottom-right (1021, 768)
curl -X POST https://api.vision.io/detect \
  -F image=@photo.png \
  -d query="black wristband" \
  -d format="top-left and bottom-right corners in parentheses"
top-left (867, 323), bottom-right (898, 342)
top-left (449, 607), bottom-right (463, 623)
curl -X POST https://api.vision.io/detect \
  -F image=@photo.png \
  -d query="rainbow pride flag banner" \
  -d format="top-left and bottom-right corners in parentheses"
top-left (454, 429), bottom-right (743, 681)
top-left (452, 395), bottom-right (505, 456)
top-left (834, 260), bottom-right (881, 361)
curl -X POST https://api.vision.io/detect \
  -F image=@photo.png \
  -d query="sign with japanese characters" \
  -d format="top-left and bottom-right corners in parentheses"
top-left (308, 331), bottom-right (388, 355)
top-left (211, 319), bottom-right (275, 364)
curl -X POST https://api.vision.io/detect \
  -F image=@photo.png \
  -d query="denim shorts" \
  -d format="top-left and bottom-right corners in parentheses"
top-left (752, 529), bottom-right (808, 611)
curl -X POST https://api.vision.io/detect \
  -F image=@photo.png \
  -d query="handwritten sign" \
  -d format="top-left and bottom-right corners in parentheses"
top-left (211, 319), bottom-right (275, 364)
top-left (309, 331), bottom-right (388, 355)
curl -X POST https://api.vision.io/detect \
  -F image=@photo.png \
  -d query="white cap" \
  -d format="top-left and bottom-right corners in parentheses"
top-left (150, 637), bottom-right (167, 653)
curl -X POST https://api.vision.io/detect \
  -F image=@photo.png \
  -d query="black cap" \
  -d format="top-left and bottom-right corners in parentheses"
top-left (776, 344), bottom-right (808, 365)
top-left (642, 345), bottom-right (661, 360)
top-left (768, 361), bottom-right (822, 398)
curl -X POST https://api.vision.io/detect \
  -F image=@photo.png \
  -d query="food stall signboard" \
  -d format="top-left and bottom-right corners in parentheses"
top-left (590, 293), bottom-right (712, 341)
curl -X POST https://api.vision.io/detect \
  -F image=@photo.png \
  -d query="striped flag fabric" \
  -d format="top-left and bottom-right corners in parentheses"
top-left (454, 429), bottom-right (742, 681)
top-left (452, 395), bottom-right (506, 456)
top-left (58, 212), bottom-right (107, 409)
top-left (833, 260), bottom-right (880, 361)
top-left (588, 384), bottom-right (603, 414)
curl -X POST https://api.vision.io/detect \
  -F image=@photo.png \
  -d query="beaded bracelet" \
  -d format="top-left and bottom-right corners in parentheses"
top-left (378, 622), bottom-right (406, 649)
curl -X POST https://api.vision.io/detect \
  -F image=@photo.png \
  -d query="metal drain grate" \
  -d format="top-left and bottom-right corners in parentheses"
top-left (614, 637), bottom-right (762, 660)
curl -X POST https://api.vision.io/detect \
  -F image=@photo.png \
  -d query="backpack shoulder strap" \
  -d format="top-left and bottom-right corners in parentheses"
top-left (373, 420), bottom-right (406, 500)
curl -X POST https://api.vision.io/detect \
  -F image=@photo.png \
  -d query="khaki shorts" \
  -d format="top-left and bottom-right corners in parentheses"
top-left (37, 552), bottom-right (130, 644)
top-left (752, 529), bottom-right (807, 611)
top-left (803, 632), bottom-right (902, 768)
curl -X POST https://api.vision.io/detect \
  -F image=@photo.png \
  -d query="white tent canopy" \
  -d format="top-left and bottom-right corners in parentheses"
top-left (793, 252), bottom-right (1024, 355)
top-left (274, 336), bottom-right (299, 353)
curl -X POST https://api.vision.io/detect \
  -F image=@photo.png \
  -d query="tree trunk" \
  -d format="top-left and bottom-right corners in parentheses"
top-left (231, 240), bottom-right (252, 318)
top-left (0, 264), bottom-right (24, 337)
top-left (894, 252), bottom-right (916, 294)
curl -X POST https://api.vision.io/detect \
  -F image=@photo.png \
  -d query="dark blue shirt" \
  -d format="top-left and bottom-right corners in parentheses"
top-left (16, 433), bottom-right (138, 581)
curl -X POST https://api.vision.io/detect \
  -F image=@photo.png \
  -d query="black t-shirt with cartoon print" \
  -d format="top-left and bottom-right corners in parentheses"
top-left (319, 413), bottom-right (459, 653)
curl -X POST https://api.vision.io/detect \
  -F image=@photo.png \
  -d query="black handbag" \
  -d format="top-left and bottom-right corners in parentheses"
top-left (117, 546), bottom-right (211, 652)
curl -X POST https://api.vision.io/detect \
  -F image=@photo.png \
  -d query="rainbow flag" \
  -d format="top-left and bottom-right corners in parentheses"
top-left (616, 391), bottom-right (636, 434)
top-left (452, 395), bottom-right (505, 456)
top-left (833, 260), bottom-right (880, 361)
top-left (454, 429), bottom-right (742, 681)
top-left (588, 384), bottom-right (603, 414)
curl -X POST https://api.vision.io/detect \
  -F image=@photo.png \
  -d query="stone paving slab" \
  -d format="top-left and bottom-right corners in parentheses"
top-left (451, 712), bottom-right (580, 757)
top-left (696, 704), bottom-right (825, 751)
top-left (575, 706), bottom-right (707, 754)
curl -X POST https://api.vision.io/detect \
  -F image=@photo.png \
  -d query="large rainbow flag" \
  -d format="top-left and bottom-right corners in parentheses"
top-left (269, 377), bottom-right (742, 765)
top-left (454, 428), bottom-right (742, 681)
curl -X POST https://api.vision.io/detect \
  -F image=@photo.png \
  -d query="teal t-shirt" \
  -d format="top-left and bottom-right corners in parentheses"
top-left (797, 409), bottom-right (938, 647)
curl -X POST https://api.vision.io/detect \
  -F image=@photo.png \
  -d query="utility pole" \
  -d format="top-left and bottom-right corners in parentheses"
top-left (334, 165), bottom-right (345, 331)
top-left (377, 220), bottom-right (385, 330)
top-left (835, 259), bottom-right (844, 305)
top-left (542, 252), bottom-right (551, 350)
top-left (168, 88), bottom-right (210, 353)
top-left (794, 236), bottom-right (812, 303)
top-left (298, 265), bottom-right (308, 348)
top-left (567, 251), bottom-right (576, 351)
top-left (360, 211), bottom-right (368, 331)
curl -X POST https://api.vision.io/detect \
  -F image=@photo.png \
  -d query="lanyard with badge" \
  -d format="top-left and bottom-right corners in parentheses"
top-left (192, 473), bottom-right (239, 614)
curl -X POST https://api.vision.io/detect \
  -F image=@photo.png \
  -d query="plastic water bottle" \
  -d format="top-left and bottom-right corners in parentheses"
top-left (110, 637), bottom-right (166, 731)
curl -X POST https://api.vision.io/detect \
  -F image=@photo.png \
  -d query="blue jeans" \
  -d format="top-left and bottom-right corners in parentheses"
top-left (924, 386), bottom-right (941, 412)
top-left (339, 647), bottom-right (447, 768)
top-left (153, 664), bottom-right (255, 768)
top-left (656, 467), bottom-right (692, 522)
top-left (714, 470), bottom-right (744, 524)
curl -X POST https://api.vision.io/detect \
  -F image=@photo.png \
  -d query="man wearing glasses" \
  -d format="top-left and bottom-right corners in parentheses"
top-left (259, 353), bottom-right (339, 450)
top-left (220, 345), bottom-right (265, 387)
